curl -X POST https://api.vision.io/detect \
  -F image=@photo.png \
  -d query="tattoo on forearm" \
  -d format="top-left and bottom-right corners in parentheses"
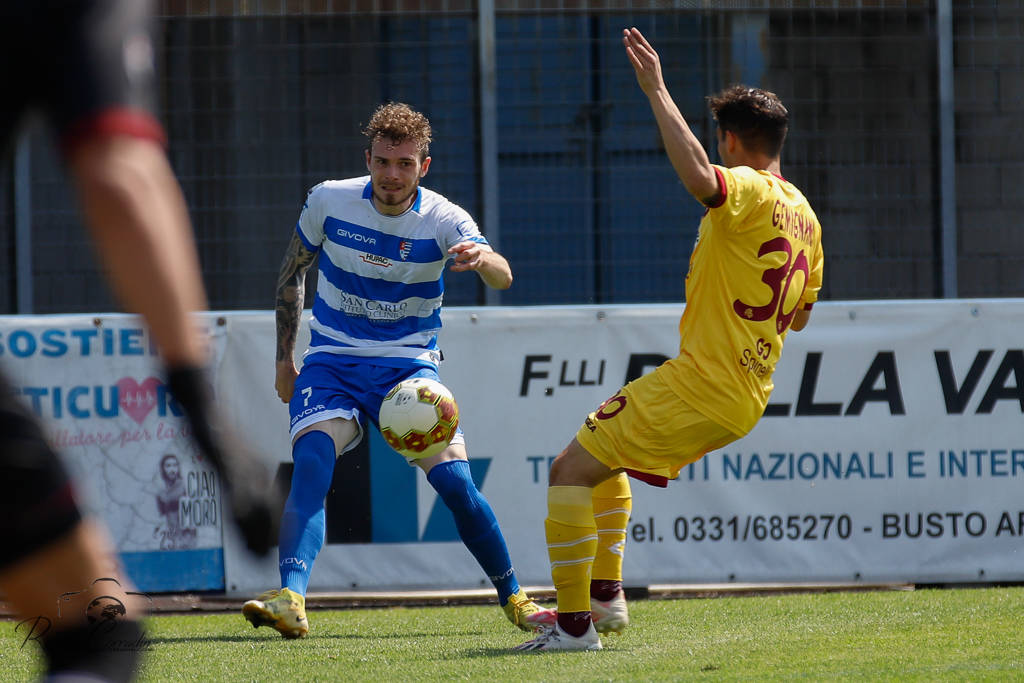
top-left (275, 234), bottom-right (316, 362)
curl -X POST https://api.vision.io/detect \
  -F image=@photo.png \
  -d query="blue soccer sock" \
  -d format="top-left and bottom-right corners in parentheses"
top-left (278, 430), bottom-right (336, 595)
top-left (426, 459), bottom-right (520, 605)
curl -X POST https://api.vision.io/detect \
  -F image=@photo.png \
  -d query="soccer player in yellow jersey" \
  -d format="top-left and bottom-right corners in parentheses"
top-left (516, 27), bottom-right (824, 651)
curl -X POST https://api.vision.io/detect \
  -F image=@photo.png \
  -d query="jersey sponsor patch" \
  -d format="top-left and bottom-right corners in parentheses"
top-left (361, 253), bottom-right (392, 268)
top-left (336, 292), bottom-right (409, 321)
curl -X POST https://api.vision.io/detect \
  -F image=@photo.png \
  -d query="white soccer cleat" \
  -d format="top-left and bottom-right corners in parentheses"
top-left (513, 622), bottom-right (603, 652)
top-left (591, 590), bottom-right (629, 634)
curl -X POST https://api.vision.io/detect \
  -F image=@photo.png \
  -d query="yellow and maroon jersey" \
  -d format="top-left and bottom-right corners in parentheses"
top-left (661, 164), bottom-right (824, 436)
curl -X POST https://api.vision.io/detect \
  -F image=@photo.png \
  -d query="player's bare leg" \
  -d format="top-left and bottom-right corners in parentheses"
top-left (0, 519), bottom-right (148, 680)
top-left (549, 438), bottom-right (619, 488)
top-left (0, 519), bottom-right (148, 627)
top-left (68, 136), bottom-right (279, 555)
top-left (69, 136), bottom-right (207, 368)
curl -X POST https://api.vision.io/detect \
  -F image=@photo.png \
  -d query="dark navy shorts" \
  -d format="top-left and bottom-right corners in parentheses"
top-left (0, 0), bottom-right (165, 158)
top-left (0, 373), bottom-right (82, 570)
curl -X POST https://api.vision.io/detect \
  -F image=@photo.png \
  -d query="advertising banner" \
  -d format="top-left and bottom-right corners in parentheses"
top-left (0, 315), bottom-right (227, 591)
top-left (7, 302), bottom-right (1020, 594)
top-left (218, 301), bottom-right (1024, 595)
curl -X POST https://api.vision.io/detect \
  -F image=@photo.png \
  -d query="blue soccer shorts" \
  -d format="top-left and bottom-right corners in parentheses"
top-left (287, 356), bottom-right (465, 456)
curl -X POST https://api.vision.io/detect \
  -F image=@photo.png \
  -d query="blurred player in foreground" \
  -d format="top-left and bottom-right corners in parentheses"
top-left (241, 102), bottom-right (547, 638)
top-left (516, 27), bottom-right (824, 651)
top-left (0, 1), bottom-right (278, 679)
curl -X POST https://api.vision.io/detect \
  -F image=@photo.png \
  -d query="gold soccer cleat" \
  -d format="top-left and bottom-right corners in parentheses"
top-left (241, 587), bottom-right (309, 639)
top-left (503, 588), bottom-right (553, 632)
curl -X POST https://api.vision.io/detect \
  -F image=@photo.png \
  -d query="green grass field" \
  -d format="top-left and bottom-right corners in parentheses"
top-left (3, 586), bottom-right (1021, 681)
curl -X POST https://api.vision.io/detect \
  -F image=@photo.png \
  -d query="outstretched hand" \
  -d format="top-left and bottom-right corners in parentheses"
top-left (623, 27), bottom-right (665, 96)
top-left (448, 240), bottom-right (513, 289)
top-left (448, 241), bottom-right (487, 273)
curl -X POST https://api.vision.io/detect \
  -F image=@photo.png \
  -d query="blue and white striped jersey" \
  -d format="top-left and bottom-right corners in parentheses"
top-left (295, 177), bottom-right (488, 369)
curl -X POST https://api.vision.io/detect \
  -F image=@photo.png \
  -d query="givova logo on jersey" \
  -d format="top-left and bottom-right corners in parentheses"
top-left (336, 228), bottom-right (377, 246)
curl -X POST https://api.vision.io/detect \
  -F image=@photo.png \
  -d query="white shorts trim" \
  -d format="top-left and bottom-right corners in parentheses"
top-left (289, 408), bottom-right (364, 455)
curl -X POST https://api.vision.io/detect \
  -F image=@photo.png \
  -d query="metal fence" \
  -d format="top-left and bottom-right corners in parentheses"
top-left (1, 1), bottom-right (1021, 313)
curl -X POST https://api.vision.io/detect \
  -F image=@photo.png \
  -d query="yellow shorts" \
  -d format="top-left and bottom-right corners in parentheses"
top-left (576, 366), bottom-right (740, 485)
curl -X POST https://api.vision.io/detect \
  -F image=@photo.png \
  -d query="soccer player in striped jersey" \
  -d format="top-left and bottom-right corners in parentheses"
top-left (517, 28), bottom-right (824, 651)
top-left (242, 102), bottom-right (546, 638)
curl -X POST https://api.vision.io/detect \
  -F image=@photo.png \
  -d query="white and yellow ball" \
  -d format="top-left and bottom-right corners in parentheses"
top-left (378, 378), bottom-right (459, 459)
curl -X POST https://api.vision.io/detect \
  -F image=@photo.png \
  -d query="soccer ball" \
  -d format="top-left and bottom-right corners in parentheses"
top-left (378, 378), bottom-right (459, 459)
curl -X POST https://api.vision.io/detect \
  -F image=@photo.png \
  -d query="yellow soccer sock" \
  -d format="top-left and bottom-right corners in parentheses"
top-left (591, 472), bottom-right (632, 584)
top-left (545, 486), bottom-right (598, 614)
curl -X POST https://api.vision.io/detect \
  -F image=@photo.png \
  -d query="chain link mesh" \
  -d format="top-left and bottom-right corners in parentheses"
top-left (2, 2), bottom-right (1020, 312)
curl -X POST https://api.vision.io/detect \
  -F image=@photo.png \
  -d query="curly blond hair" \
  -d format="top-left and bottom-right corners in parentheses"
top-left (363, 102), bottom-right (432, 160)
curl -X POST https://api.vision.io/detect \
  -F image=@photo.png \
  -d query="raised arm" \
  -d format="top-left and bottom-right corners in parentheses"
top-left (274, 232), bottom-right (318, 402)
top-left (623, 27), bottom-right (721, 205)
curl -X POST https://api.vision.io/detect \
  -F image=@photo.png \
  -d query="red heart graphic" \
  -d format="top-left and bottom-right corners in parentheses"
top-left (116, 376), bottom-right (162, 425)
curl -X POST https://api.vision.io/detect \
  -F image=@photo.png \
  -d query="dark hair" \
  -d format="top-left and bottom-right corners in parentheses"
top-left (159, 453), bottom-right (180, 485)
top-left (707, 85), bottom-right (789, 158)
top-left (363, 102), bottom-right (432, 160)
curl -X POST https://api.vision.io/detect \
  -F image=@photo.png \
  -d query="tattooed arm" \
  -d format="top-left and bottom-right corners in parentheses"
top-left (274, 232), bottom-right (318, 403)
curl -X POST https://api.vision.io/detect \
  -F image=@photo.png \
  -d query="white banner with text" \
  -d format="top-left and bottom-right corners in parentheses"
top-left (0, 314), bottom-right (228, 591)
top-left (4, 303), bottom-right (1020, 594)
top-left (217, 301), bottom-right (1024, 595)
